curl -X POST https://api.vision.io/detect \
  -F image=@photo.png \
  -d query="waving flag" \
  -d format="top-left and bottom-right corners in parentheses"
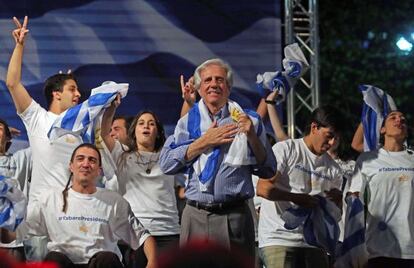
top-left (359, 85), bottom-right (396, 151)
top-left (335, 195), bottom-right (367, 268)
top-left (281, 195), bottom-right (341, 256)
top-left (0, 175), bottom-right (26, 231)
top-left (0, 0), bottom-right (282, 139)
top-left (256, 43), bottom-right (309, 104)
top-left (48, 82), bottom-right (128, 143)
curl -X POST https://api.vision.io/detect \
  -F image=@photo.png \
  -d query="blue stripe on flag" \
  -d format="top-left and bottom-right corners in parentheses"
top-left (188, 103), bottom-right (201, 139)
top-left (348, 198), bottom-right (364, 219)
top-left (61, 104), bottom-right (82, 130)
top-left (81, 111), bottom-right (90, 128)
top-left (0, 183), bottom-right (8, 195)
top-left (88, 92), bottom-right (116, 106)
top-left (0, 201), bottom-right (11, 225)
top-left (199, 147), bottom-right (221, 184)
top-left (339, 228), bottom-right (365, 256)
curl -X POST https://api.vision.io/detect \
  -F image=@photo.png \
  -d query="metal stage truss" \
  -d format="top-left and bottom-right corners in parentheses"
top-left (284, 0), bottom-right (320, 138)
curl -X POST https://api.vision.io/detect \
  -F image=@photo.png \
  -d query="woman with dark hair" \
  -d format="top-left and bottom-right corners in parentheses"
top-left (349, 111), bottom-right (414, 267)
top-left (102, 97), bottom-right (180, 267)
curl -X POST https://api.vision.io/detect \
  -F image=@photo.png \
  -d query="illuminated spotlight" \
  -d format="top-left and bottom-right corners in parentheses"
top-left (411, 33), bottom-right (414, 41)
top-left (396, 37), bottom-right (412, 52)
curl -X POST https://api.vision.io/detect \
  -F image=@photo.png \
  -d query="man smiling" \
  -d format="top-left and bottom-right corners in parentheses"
top-left (160, 58), bottom-right (276, 258)
top-left (26, 144), bottom-right (157, 268)
top-left (6, 16), bottom-right (84, 260)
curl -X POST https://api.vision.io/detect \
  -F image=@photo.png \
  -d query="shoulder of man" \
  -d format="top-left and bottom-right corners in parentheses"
top-left (272, 138), bottom-right (297, 152)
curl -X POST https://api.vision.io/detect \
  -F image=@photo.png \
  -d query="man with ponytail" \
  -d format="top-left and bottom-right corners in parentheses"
top-left (26, 143), bottom-right (157, 268)
top-left (6, 17), bottom-right (83, 260)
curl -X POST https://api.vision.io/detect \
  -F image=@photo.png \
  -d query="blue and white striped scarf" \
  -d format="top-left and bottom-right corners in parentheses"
top-left (335, 195), bottom-right (367, 268)
top-left (359, 85), bottom-right (396, 152)
top-left (171, 99), bottom-right (264, 193)
top-left (48, 82), bottom-right (129, 143)
top-left (281, 195), bottom-right (341, 256)
top-left (256, 43), bottom-right (309, 104)
top-left (0, 175), bottom-right (26, 231)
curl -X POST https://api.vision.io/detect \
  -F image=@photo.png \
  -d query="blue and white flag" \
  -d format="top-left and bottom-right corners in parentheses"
top-left (256, 43), bottom-right (309, 104)
top-left (0, 175), bottom-right (26, 231)
top-left (171, 99), bottom-right (264, 193)
top-left (359, 85), bottom-right (396, 152)
top-left (0, 0), bottom-right (281, 138)
top-left (335, 195), bottom-right (367, 268)
top-left (48, 82), bottom-right (128, 143)
top-left (281, 195), bottom-right (341, 256)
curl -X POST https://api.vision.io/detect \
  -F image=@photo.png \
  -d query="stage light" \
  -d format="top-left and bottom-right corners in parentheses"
top-left (396, 37), bottom-right (412, 52)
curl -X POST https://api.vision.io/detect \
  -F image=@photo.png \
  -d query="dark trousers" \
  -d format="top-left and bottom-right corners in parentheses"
top-left (133, 234), bottom-right (179, 268)
top-left (368, 257), bottom-right (414, 268)
top-left (44, 251), bottom-right (123, 268)
top-left (180, 202), bottom-right (255, 258)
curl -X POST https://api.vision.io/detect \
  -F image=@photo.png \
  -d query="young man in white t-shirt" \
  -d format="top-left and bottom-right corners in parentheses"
top-left (349, 111), bottom-right (414, 268)
top-left (257, 106), bottom-right (344, 268)
top-left (26, 143), bottom-right (157, 268)
top-left (6, 16), bottom-right (83, 260)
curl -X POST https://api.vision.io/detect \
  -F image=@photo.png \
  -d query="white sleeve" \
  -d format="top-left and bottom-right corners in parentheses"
top-left (272, 141), bottom-right (289, 175)
top-left (17, 100), bottom-right (46, 134)
top-left (11, 148), bottom-right (32, 193)
top-left (111, 197), bottom-right (150, 250)
top-left (348, 157), bottom-right (367, 197)
top-left (25, 201), bottom-right (48, 238)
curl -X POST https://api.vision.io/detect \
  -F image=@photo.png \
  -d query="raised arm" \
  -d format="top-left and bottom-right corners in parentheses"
top-left (6, 16), bottom-right (33, 114)
top-left (256, 98), bottom-right (267, 119)
top-left (101, 94), bottom-right (121, 152)
top-left (266, 91), bottom-right (289, 142)
top-left (351, 123), bottom-right (364, 153)
top-left (179, 75), bottom-right (196, 118)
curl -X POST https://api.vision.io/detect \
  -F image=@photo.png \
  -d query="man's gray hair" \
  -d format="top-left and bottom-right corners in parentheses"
top-left (193, 58), bottom-right (233, 90)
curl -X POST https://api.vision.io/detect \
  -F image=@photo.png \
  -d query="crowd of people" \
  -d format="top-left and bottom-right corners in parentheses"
top-left (1, 16), bottom-right (413, 268)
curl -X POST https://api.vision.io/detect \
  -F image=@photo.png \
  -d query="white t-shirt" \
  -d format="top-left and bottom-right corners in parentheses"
top-left (349, 148), bottom-right (414, 260)
top-left (259, 138), bottom-right (342, 248)
top-left (18, 100), bottom-right (82, 204)
top-left (112, 141), bottom-right (180, 236)
top-left (26, 188), bottom-right (150, 264)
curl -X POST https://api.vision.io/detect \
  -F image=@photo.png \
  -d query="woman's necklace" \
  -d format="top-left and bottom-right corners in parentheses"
top-left (135, 151), bottom-right (159, 174)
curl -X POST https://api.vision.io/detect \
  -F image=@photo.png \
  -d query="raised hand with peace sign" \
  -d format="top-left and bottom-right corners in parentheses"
top-left (11, 16), bottom-right (29, 45)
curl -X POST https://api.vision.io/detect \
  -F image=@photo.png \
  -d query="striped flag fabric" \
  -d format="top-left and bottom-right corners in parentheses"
top-left (359, 84), bottom-right (396, 151)
top-left (0, 0), bottom-right (282, 139)
top-left (281, 195), bottom-right (341, 256)
top-left (335, 195), bottom-right (367, 268)
top-left (0, 175), bottom-right (27, 231)
top-left (47, 82), bottom-right (128, 143)
top-left (256, 43), bottom-right (309, 104)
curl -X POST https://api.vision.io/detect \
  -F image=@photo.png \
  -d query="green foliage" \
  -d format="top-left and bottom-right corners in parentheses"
top-left (319, 0), bottom-right (414, 144)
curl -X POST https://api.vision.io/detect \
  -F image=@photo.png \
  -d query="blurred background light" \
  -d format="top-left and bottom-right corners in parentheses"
top-left (396, 37), bottom-right (412, 52)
